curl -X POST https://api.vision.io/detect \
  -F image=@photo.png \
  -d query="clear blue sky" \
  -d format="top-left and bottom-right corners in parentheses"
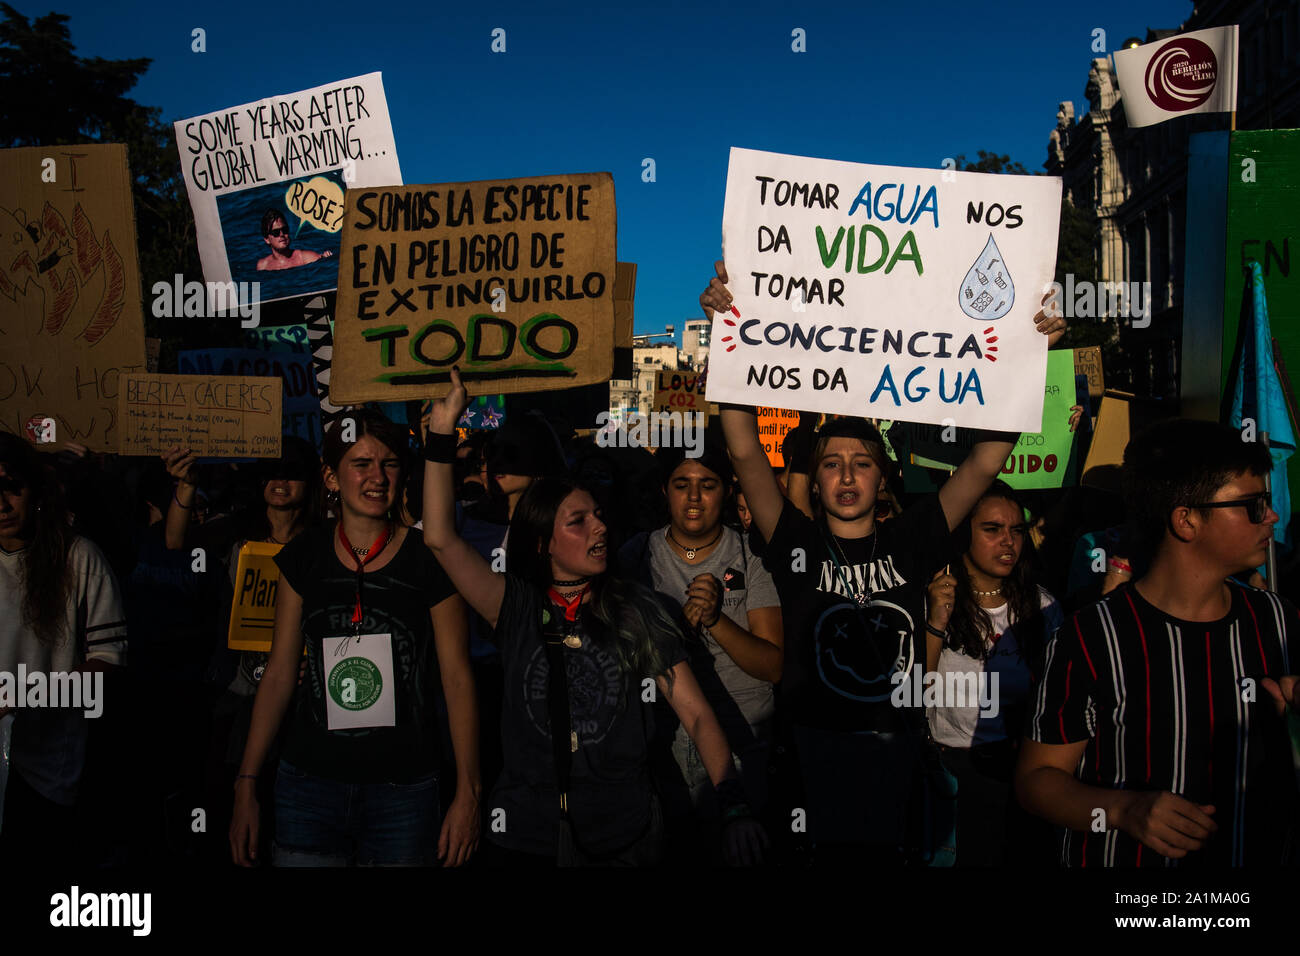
top-left (28, 0), bottom-right (1194, 341)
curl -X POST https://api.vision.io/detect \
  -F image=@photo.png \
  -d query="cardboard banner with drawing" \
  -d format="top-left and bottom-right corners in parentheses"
top-left (705, 147), bottom-right (1061, 432)
top-left (0, 145), bottom-right (146, 451)
top-left (331, 173), bottom-right (616, 403)
top-left (175, 73), bottom-right (401, 308)
top-left (118, 373), bottom-right (282, 458)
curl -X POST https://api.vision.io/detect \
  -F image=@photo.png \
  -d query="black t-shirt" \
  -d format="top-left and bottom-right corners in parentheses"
top-left (1030, 581), bottom-right (1300, 866)
top-left (488, 574), bottom-right (685, 856)
top-left (767, 496), bottom-right (952, 731)
top-left (274, 524), bottom-right (458, 783)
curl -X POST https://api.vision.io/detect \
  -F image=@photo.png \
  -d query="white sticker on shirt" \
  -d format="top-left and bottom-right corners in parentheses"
top-left (322, 633), bottom-right (396, 730)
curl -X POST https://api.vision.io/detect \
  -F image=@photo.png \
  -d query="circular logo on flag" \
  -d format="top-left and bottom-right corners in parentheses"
top-left (328, 657), bottom-right (383, 711)
top-left (1144, 37), bottom-right (1219, 113)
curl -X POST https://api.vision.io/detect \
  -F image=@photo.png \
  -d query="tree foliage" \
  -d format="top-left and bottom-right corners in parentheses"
top-left (0, 4), bottom-right (199, 316)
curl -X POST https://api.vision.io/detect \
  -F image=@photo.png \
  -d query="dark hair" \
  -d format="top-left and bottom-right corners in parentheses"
top-left (260, 208), bottom-right (287, 237)
top-left (1122, 418), bottom-right (1272, 562)
top-left (507, 477), bottom-right (678, 682)
top-left (946, 482), bottom-right (1045, 665)
top-left (0, 432), bottom-right (74, 644)
top-left (656, 442), bottom-right (734, 490)
top-left (322, 410), bottom-right (410, 518)
top-left (238, 435), bottom-right (323, 541)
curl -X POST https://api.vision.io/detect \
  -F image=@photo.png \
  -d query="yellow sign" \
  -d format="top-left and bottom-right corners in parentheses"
top-left (227, 541), bottom-right (283, 652)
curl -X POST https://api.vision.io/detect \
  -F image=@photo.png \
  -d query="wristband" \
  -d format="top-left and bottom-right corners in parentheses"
top-left (173, 487), bottom-right (193, 510)
top-left (705, 608), bottom-right (722, 628)
top-left (714, 777), bottom-right (748, 817)
top-left (1106, 558), bottom-right (1132, 575)
top-left (234, 773), bottom-right (257, 789)
top-left (925, 623), bottom-right (948, 639)
top-left (424, 431), bottom-right (458, 464)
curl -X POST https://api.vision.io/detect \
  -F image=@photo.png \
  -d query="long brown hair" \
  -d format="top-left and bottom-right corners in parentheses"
top-left (509, 477), bottom-right (678, 684)
top-left (0, 432), bottom-right (74, 644)
top-left (946, 482), bottom-right (1045, 665)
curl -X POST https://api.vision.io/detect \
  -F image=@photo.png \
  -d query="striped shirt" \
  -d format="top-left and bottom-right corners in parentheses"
top-left (1029, 581), bottom-right (1298, 866)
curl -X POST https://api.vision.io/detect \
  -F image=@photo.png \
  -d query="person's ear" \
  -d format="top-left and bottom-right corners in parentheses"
top-left (323, 468), bottom-right (340, 492)
top-left (1168, 505), bottom-right (1198, 543)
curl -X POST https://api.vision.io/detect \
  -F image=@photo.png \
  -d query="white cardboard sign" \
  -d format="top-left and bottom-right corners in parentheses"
top-left (706, 147), bottom-right (1061, 432)
top-left (175, 73), bottom-right (402, 307)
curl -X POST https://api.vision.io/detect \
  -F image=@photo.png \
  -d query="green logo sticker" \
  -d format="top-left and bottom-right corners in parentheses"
top-left (328, 656), bottom-right (383, 711)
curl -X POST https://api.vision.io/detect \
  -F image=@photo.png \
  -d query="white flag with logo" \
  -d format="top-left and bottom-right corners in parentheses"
top-left (1113, 26), bottom-right (1238, 128)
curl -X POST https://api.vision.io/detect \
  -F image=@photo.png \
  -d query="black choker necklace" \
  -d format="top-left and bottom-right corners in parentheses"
top-left (667, 527), bottom-right (722, 561)
top-left (552, 576), bottom-right (591, 587)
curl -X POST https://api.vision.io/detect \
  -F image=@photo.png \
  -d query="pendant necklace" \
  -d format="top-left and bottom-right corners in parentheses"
top-left (668, 527), bottom-right (722, 561)
top-left (825, 527), bottom-right (878, 608)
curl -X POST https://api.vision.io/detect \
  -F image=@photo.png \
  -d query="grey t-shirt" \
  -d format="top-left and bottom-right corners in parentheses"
top-left (630, 525), bottom-right (779, 731)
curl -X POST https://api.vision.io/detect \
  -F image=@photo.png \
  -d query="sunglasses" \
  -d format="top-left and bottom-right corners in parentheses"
top-left (267, 227), bottom-right (290, 237)
top-left (1189, 492), bottom-right (1273, 524)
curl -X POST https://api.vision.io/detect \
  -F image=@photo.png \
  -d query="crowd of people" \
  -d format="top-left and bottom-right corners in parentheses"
top-left (1, 262), bottom-right (1298, 869)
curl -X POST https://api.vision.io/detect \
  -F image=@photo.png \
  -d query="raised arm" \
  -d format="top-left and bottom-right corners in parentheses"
top-left (702, 261), bottom-right (788, 545)
top-left (422, 368), bottom-right (506, 629)
top-left (937, 299), bottom-right (1068, 532)
top-left (161, 446), bottom-right (199, 550)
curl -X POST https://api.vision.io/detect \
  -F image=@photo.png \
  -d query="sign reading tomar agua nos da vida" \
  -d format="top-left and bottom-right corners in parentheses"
top-left (705, 147), bottom-right (1061, 432)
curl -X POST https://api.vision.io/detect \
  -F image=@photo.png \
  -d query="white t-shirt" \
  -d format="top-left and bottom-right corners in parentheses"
top-left (0, 536), bottom-right (127, 804)
top-left (928, 586), bottom-right (1059, 748)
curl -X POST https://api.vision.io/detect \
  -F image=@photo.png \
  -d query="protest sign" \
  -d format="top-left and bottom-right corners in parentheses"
top-left (175, 73), bottom-right (401, 307)
top-left (118, 373), bottom-right (282, 458)
top-left (228, 542), bottom-right (283, 652)
top-left (179, 348), bottom-right (320, 449)
top-left (615, 261), bottom-right (636, 349)
top-left (244, 323), bottom-right (311, 354)
top-left (757, 406), bottom-right (799, 467)
top-left (705, 147), bottom-right (1061, 432)
top-left (652, 369), bottom-right (715, 415)
top-left (1074, 345), bottom-right (1104, 398)
top-left (331, 172), bottom-right (616, 403)
top-left (907, 350), bottom-right (1077, 489)
top-left (0, 145), bottom-right (146, 450)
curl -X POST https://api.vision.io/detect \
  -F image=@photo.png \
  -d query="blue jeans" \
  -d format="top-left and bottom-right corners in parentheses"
top-left (272, 761), bottom-right (440, 866)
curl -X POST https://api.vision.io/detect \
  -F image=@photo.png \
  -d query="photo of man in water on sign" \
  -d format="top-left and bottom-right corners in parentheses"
top-left (256, 208), bottom-right (333, 272)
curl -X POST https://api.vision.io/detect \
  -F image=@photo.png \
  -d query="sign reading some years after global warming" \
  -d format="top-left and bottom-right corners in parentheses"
top-left (705, 147), bottom-right (1061, 432)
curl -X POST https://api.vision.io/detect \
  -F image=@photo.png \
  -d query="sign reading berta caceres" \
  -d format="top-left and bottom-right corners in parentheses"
top-left (330, 173), bottom-right (616, 403)
top-left (118, 373), bottom-right (282, 458)
top-left (706, 147), bottom-right (1061, 433)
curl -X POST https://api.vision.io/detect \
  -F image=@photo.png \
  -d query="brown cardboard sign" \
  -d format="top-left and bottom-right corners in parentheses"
top-left (652, 369), bottom-right (718, 418)
top-left (331, 172), bottom-right (616, 402)
top-left (118, 373), bottom-right (282, 458)
top-left (0, 145), bottom-right (146, 450)
top-left (614, 261), bottom-right (636, 349)
top-left (1074, 345), bottom-right (1104, 398)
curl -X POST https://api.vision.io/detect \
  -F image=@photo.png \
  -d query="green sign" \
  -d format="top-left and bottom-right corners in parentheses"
top-left (911, 349), bottom-right (1078, 490)
top-left (1221, 130), bottom-right (1300, 501)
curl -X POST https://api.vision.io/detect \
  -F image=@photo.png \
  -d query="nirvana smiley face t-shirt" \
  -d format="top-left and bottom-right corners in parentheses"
top-left (765, 496), bottom-right (953, 732)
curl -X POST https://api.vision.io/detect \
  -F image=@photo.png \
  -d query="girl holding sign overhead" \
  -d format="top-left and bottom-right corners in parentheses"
top-left (700, 261), bottom-right (1065, 864)
top-left (229, 411), bottom-right (480, 867)
top-left (423, 369), bottom-right (767, 866)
